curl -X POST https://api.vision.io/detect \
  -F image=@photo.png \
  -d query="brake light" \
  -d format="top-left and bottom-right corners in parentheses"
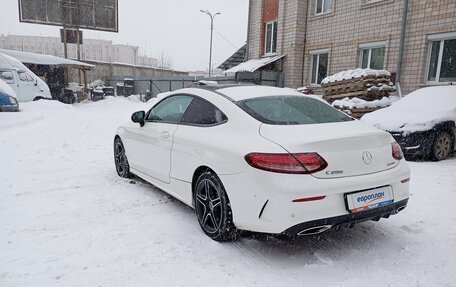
top-left (244, 153), bottom-right (328, 174)
top-left (392, 142), bottom-right (404, 160)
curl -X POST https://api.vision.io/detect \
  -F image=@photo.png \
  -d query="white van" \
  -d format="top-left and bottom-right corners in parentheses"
top-left (0, 52), bottom-right (52, 102)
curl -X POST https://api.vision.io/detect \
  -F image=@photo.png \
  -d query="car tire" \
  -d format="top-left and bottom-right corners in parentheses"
top-left (33, 96), bottom-right (44, 101)
top-left (114, 137), bottom-right (131, 178)
top-left (431, 130), bottom-right (453, 161)
top-left (194, 172), bottom-right (238, 242)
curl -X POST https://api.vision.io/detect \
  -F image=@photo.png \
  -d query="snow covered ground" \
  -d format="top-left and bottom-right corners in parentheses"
top-left (1, 98), bottom-right (455, 287)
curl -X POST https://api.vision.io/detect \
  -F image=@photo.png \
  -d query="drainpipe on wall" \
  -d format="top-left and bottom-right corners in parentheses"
top-left (245, 0), bottom-right (252, 61)
top-left (280, 0), bottom-right (287, 55)
top-left (396, 0), bottom-right (409, 97)
top-left (301, 0), bottom-right (311, 87)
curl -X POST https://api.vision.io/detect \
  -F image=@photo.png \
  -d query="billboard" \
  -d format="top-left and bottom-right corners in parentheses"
top-left (18, 0), bottom-right (118, 32)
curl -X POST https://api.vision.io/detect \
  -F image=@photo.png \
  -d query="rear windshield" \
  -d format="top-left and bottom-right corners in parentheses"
top-left (237, 96), bottom-right (353, 125)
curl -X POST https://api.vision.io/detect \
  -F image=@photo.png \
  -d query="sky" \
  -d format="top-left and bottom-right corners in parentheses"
top-left (0, 0), bottom-right (249, 71)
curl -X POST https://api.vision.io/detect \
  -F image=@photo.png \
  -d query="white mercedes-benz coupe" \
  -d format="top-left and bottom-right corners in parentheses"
top-left (114, 85), bottom-right (410, 241)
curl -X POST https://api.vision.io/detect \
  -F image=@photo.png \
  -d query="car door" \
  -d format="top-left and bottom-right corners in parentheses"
top-left (170, 97), bottom-right (228, 204)
top-left (126, 95), bottom-right (194, 183)
top-left (17, 71), bottom-right (36, 102)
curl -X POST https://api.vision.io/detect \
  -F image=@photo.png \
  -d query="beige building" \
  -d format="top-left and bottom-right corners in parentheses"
top-left (0, 34), bottom-right (158, 67)
top-left (245, 0), bottom-right (456, 94)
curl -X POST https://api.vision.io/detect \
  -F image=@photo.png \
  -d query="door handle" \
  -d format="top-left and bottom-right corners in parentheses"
top-left (161, 131), bottom-right (170, 138)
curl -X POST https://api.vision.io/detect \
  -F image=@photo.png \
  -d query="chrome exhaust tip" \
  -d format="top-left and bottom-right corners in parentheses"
top-left (297, 225), bottom-right (333, 236)
top-left (396, 205), bottom-right (407, 213)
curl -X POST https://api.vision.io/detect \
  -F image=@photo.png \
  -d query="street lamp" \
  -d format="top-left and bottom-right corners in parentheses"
top-left (200, 9), bottom-right (221, 78)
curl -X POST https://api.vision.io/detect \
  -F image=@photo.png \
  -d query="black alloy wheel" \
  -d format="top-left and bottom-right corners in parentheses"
top-left (114, 137), bottom-right (131, 178)
top-left (431, 130), bottom-right (453, 161)
top-left (194, 172), bottom-right (238, 241)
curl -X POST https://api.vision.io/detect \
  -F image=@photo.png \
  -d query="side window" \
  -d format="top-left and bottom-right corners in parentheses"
top-left (264, 21), bottom-right (278, 55)
top-left (315, 0), bottom-right (332, 14)
top-left (181, 98), bottom-right (227, 126)
top-left (146, 95), bottom-right (193, 124)
top-left (427, 38), bottom-right (456, 82)
top-left (26, 74), bottom-right (35, 83)
top-left (0, 70), bottom-right (14, 84)
top-left (18, 71), bottom-right (27, 82)
top-left (361, 46), bottom-right (385, 70)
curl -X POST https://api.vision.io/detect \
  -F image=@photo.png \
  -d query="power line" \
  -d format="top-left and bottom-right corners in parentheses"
top-left (213, 27), bottom-right (239, 50)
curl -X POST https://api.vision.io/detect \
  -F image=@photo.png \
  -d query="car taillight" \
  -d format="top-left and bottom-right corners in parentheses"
top-left (392, 142), bottom-right (404, 160)
top-left (244, 153), bottom-right (328, 174)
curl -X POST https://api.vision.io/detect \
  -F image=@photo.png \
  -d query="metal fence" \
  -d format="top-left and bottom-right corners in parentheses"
top-left (105, 71), bottom-right (284, 98)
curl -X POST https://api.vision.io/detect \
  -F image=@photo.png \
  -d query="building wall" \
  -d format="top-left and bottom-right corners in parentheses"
top-left (0, 35), bottom-right (158, 67)
top-left (303, 0), bottom-right (403, 87)
top-left (247, 0), bottom-right (456, 94)
top-left (247, 0), bottom-right (264, 59)
top-left (277, 0), bottom-right (308, 87)
top-left (400, 0), bottom-right (455, 93)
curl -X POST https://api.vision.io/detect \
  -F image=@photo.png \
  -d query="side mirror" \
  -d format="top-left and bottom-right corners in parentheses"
top-left (35, 80), bottom-right (38, 86)
top-left (131, 111), bottom-right (145, 127)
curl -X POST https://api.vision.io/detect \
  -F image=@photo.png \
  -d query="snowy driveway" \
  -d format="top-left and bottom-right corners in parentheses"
top-left (1, 98), bottom-right (455, 287)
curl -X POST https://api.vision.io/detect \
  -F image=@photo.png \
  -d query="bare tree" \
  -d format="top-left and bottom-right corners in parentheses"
top-left (157, 51), bottom-right (173, 69)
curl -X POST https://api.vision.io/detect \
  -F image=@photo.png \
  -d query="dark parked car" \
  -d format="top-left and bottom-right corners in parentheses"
top-left (362, 86), bottom-right (455, 161)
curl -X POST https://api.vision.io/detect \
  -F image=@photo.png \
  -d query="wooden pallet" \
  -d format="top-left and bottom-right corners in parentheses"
top-left (321, 75), bottom-right (390, 88)
top-left (323, 91), bottom-right (367, 102)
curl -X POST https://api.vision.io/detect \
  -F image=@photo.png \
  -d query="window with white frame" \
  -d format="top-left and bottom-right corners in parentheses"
top-left (265, 21), bottom-right (278, 55)
top-left (310, 50), bottom-right (329, 85)
top-left (315, 0), bottom-right (332, 14)
top-left (427, 34), bottom-right (456, 83)
top-left (360, 42), bottom-right (386, 70)
top-left (362, 0), bottom-right (384, 4)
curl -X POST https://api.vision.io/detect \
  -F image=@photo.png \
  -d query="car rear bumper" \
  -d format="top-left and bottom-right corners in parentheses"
top-left (0, 105), bottom-right (19, 112)
top-left (282, 199), bottom-right (408, 236)
top-left (220, 160), bottom-right (410, 234)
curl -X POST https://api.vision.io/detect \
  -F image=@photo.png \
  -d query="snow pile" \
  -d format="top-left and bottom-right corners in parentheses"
top-left (20, 99), bottom-right (74, 111)
top-left (0, 99), bottom-right (72, 129)
top-left (322, 68), bottom-right (391, 85)
top-left (333, 96), bottom-right (398, 109)
top-left (367, 83), bottom-right (395, 92)
top-left (197, 80), bottom-right (219, 86)
top-left (89, 79), bottom-right (105, 88)
top-left (68, 82), bottom-right (84, 92)
top-left (126, 94), bottom-right (144, 103)
top-left (362, 86), bottom-right (456, 132)
top-left (0, 78), bottom-right (17, 98)
top-left (224, 55), bottom-right (285, 73)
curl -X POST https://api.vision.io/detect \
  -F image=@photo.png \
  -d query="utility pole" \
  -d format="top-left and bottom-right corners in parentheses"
top-left (76, 0), bottom-right (82, 85)
top-left (200, 9), bottom-right (221, 78)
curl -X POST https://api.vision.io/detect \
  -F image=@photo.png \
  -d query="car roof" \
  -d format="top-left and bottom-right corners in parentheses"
top-left (196, 84), bottom-right (304, 102)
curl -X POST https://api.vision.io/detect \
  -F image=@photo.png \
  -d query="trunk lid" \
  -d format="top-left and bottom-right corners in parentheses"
top-left (259, 121), bottom-right (399, 179)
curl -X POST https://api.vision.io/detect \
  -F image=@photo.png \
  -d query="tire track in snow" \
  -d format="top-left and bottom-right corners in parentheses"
top-left (227, 239), bottom-right (289, 286)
